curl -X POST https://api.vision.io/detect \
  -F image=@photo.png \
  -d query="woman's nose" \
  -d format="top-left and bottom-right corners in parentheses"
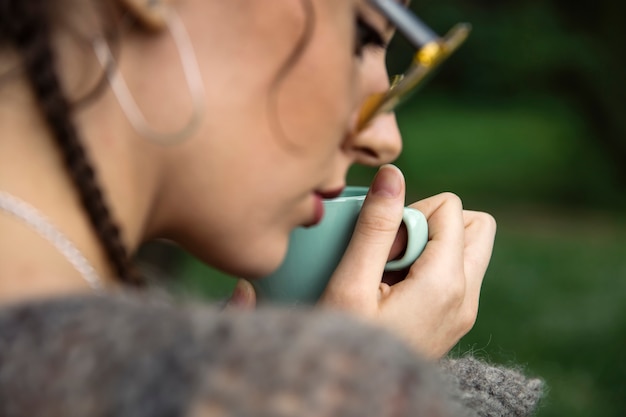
top-left (348, 110), bottom-right (403, 167)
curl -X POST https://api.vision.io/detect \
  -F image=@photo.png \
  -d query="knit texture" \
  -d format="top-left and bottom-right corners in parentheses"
top-left (440, 356), bottom-right (546, 417)
top-left (0, 293), bottom-right (545, 417)
top-left (0, 293), bottom-right (462, 417)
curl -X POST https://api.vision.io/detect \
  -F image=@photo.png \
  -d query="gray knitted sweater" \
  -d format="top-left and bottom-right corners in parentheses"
top-left (0, 293), bottom-right (544, 417)
top-left (440, 356), bottom-right (545, 416)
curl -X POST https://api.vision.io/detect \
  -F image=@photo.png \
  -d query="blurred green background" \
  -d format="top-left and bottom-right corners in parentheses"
top-left (142, 1), bottom-right (626, 416)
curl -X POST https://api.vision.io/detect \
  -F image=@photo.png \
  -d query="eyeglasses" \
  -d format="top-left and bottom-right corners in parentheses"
top-left (357, 0), bottom-right (471, 131)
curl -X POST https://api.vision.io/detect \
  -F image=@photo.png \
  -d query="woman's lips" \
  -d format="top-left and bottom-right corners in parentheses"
top-left (305, 188), bottom-right (344, 227)
top-left (301, 194), bottom-right (324, 228)
top-left (310, 194), bottom-right (325, 226)
top-left (316, 187), bottom-right (345, 200)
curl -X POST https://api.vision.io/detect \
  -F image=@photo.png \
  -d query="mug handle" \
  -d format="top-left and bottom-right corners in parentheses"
top-left (384, 208), bottom-right (429, 271)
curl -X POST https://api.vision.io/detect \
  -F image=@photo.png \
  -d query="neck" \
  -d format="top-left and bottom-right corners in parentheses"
top-left (0, 77), bottom-right (160, 303)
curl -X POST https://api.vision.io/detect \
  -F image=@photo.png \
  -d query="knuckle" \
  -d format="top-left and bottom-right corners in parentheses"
top-left (442, 275), bottom-right (466, 305)
top-left (439, 192), bottom-right (463, 210)
top-left (474, 211), bottom-right (497, 232)
top-left (460, 303), bottom-right (479, 332)
top-left (447, 289), bottom-right (465, 311)
top-left (432, 283), bottom-right (466, 319)
top-left (358, 209), bottom-right (401, 237)
top-left (465, 256), bottom-right (488, 279)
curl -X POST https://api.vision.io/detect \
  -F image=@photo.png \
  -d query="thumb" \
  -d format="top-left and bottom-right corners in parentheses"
top-left (327, 164), bottom-right (405, 301)
top-left (225, 279), bottom-right (257, 310)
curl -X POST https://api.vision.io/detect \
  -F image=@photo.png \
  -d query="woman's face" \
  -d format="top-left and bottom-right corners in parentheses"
top-left (144, 0), bottom-right (403, 277)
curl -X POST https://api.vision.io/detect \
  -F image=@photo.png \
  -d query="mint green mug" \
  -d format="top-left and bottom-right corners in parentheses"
top-left (252, 186), bottom-right (429, 305)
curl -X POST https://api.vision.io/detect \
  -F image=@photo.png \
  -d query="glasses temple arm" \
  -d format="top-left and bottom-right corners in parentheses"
top-left (366, 0), bottom-right (439, 47)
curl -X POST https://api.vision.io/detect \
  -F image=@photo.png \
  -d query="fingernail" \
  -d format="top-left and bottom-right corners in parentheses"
top-left (371, 164), bottom-right (402, 198)
top-left (229, 282), bottom-right (249, 307)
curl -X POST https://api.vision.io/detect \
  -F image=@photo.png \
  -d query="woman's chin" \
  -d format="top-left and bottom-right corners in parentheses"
top-left (208, 241), bottom-right (289, 280)
top-left (180, 229), bottom-right (290, 280)
top-left (238, 251), bottom-right (288, 280)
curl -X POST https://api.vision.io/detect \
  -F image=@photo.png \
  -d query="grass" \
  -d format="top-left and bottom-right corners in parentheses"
top-left (459, 206), bottom-right (626, 417)
top-left (170, 93), bottom-right (626, 416)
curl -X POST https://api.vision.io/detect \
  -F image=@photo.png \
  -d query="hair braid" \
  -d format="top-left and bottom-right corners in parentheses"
top-left (1, 0), bottom-right (143, 286)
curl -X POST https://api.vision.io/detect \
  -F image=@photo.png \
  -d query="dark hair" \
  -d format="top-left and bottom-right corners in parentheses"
top-left (0, 0), bottom-right (140, 285)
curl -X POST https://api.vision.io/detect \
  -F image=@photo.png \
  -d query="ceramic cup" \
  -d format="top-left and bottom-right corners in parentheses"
top-left (252, 186), bottom-right (429, 305)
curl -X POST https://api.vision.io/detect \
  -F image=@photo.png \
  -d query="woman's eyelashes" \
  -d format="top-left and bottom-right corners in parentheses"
top-left (354, 16), bottom-right (387, 57)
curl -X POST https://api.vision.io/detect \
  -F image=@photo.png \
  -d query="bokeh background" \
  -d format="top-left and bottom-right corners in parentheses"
top-left (140, 1), bottom-right (626, 416)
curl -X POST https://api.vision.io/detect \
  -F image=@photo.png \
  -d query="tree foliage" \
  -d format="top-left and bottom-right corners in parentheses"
top-left (394, 0), bottom-right (626, 184)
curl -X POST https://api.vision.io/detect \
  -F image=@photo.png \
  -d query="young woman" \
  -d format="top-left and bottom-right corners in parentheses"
top-left (0, 0), bottom-right (496, 359)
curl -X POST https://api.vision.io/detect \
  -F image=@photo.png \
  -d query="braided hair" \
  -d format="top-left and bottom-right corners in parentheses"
top-left (0, 0), bottom-right (142, 286)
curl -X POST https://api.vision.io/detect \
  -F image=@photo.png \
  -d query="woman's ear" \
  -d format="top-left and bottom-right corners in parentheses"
top-left (117, 0), bottom-right (173, 31)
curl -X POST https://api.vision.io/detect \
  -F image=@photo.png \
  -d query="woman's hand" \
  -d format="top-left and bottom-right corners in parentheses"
top-left (319, 165), bottom-right (496, 359)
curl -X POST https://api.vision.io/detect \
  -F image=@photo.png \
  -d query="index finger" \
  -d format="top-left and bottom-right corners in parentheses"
top-left (410, 192), bottom-right (466, 268)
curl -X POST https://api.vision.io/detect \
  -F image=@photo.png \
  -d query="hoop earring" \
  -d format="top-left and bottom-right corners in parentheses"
top-left (93, 8), bottom-right (205, 144)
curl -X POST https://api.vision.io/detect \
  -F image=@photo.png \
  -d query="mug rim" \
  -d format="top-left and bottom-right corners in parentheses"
top-left (324, 186), bottom-right (369, 203)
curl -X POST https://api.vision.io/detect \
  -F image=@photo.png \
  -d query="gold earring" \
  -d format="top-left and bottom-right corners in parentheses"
top-left (118, 0), bottom-right (170, 30)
